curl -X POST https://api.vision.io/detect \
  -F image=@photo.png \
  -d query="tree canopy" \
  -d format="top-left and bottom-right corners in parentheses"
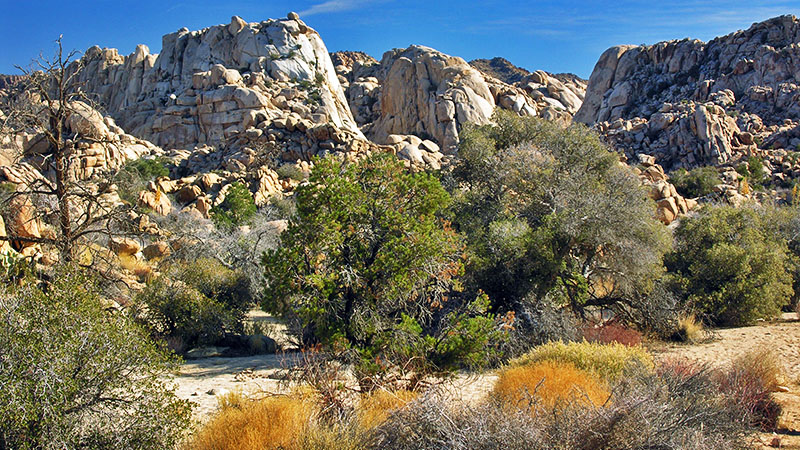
top-left (263, 152), bottom-right (500, 388)
top-left (448, 110), bottom-right (671, 326)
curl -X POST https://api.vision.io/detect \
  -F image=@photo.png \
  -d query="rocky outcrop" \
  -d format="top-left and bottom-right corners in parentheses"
top-left (331, 46), bottom-right (587, 154)
top-left (367, 45), bottom-right (496, 153)
top-left (634, 154), bottom-right (697, 225)
top-left (469, 57), bottom-right (531, 85)
top-left (68, 14), bottom-right (362, 150)
top-left (0, 100), bottom-right (157, 181)
top-left (576, 15), bottom-right (800, 172)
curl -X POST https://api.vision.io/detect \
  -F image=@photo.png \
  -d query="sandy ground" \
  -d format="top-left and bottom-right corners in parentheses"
top-left (174, 311), bottom-right (800, 447)
top-left (651, 313), bottom-right (800, 449)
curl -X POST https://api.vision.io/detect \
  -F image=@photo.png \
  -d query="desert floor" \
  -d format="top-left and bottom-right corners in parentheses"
top-left (175, 311), bottom-right (800, 448)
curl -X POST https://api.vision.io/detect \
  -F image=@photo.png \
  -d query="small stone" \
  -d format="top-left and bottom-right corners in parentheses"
top-left (287, 11), bottom-right (299, 20)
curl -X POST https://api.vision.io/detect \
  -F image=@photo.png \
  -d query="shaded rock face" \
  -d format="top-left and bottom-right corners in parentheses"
top-left (68, 15), bottom-right (362, 150)
top-left (576, 15), bottom-right (800, 170)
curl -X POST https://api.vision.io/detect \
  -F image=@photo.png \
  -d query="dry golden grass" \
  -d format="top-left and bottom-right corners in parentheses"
top-left (357, 389), bottom-right (419, 430)
top-left (118, 253), bottom-right (154, 281)
top-left (676, 314), bottom-right (704, 343)
top-left (188, 393), bottom-right (314, 450)
top-left (493, 361), bottom-right (610, 411)
top-left (511, 340), bottom-right (654, 383)
top-left (733, 347), bottom-right (784, 391)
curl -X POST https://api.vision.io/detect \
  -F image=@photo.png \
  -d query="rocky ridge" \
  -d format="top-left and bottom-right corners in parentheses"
top-left (576, 15), bottom-right (800, 184)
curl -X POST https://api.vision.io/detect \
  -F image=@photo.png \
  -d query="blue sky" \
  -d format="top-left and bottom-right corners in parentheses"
top-left (1, 1), bottom-right (799, 78)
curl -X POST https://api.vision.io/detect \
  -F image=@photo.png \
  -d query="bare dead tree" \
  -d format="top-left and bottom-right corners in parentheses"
top-left (0, 37), bottom-right (137, 269)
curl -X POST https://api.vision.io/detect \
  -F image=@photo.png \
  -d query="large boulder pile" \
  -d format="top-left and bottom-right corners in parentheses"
top-left (68, 14), bottom-right (363, 151)
top-left (576, 15), bottom-right (800, 175)
top-left (333, 46), bottom-right (587, 154)
top-left (470, 57), bottom-right (587, 116)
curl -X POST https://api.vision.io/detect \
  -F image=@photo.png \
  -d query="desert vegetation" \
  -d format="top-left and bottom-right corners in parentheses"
top-left (4, 17), bottom-right (800, 449)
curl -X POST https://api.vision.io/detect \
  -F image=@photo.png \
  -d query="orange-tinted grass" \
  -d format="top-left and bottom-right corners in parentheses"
top-left (188, 393), bottom-right (313, 450)
top-left (493, 360), bottom-right (610, 411)
top-left (358, 389), bottom-right (419, 430)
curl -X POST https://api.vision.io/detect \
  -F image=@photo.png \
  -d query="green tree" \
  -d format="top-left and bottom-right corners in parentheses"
top-left (669, 166), bottom-right (720, 198)
top-left (211, 181), bottom-right (257, 229)
top-left (666, 205), bottom-right (792, 326)
top-left (447, 110), bottom-right (671, 329)
top-left (262, 153), bottom-right (500, 389)
top-left (0, 268), bottom-right (192, 449)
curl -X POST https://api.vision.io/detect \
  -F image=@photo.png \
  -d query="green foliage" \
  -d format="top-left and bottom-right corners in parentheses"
top-left (0, 268), bottom-right (192, 449)
top-left (510, 341), bottom-right (654, 383)
top-left (736, 156), bottom-right (766, 185)
top-left (276, 164), bottom-right (306, 181)
top-left (669, 166), bottom-right (720, 198)
top-left (263, 152), bottom-right (501, 387)
top-left (134, 258), bottom-right (251, 350)
top-left (211, 182), bottom-right (257, 230)
top-left (448, 109), bottom-right (670, 329)
top-left (114, 157), bottom-right (170, 205)
top-left (666, 205), bottom-right (793, 326)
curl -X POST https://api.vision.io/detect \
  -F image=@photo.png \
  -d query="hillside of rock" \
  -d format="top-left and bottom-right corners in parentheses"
top-left (68, 14), bottom-right (363, 151)
top-left (331, 46), bottom-right (586, 154)
top-left (576, 14), bottom-right (800, 176)
top-left (469, 57), bottom-right (532, 85)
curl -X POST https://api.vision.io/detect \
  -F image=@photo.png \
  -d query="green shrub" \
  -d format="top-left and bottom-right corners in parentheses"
top-left (276, 164), bottom-right (306, 181)
top-left (134, 259), bottom-right (251, 350)
top-left (134, 277), bottom-right (230, 351)
top-left (666, 205), bottom-right (792, 326)
top-left (212, 182), bottom-right (257, 229)
top-left (448, 110), bottom-right (670, 341)
top-left (0, 268), bottom-right (192, 449)
top-left (263, 153), bottom-right (502, 389)
top-left (736, 156), bottom-right (766, 185)
top-left (114, 157), bottom-right (170, 205)
top-left (510, 341), bottom-right (654, 383)
top-left (669, 166), bottom-right (719, 198)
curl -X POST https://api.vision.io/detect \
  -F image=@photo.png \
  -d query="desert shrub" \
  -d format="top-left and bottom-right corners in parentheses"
top-left (276, 164), bottom-right (306, 181)
top-left (366, 392), bottom-right (545, 449)
top-left (171, 257), bottom-right (251, 321)
top-left (493, 361), bottom-right (610, 411)
top-left (212, 181), bottom-right (257, 229)
top-left (133, 277), bottom-right (232, 351)
top-left (511, 341), bottom-right (654, 383)
top-left (263, 153), bottom-right (502, 389)
top-left (556, 363), bottom-right (749, 449)
top-left (448, 109), bottom-right (671, 343)
top-left (189, 394), bottom-right (314, 450)
top-left (369, 372), bottom-right (749, 450)
top-left (133, 258), bottom-right (251, 351)
top-left (666, 204), bottom-right (792, 326)
top-left (114, 157), bottom-right (170, 205)
top-left (580, 321), bottom-right (643, 346)
top-left (358, 389), bottom-right (419, 430)
top-left (736, 156), bottom-right (766, 184)
top-left (717, 349), bottom-right (783, 429)
top-left (669, 166), bottom-right (719, 198)
top-left (673, 313), bottom-right (704, 342)
top-left (0, 268), bottom-right (192, 449)
top-left (500, 295), bottom-right (579, 358)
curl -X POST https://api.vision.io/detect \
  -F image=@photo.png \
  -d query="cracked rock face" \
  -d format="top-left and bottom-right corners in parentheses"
top-left (576, 15), bottom-right (800, 170)
top-left (68, 14), bottom-right (362, 150)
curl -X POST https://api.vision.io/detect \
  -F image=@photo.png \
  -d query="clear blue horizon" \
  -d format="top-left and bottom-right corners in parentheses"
top-left (1, 1), bottom-right (799, 79)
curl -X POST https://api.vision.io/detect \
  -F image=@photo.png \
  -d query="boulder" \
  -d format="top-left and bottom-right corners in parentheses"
top-left (143, 241), bottom-right (171, 260)
top-left (109, 237), bottom-right (141, 256)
